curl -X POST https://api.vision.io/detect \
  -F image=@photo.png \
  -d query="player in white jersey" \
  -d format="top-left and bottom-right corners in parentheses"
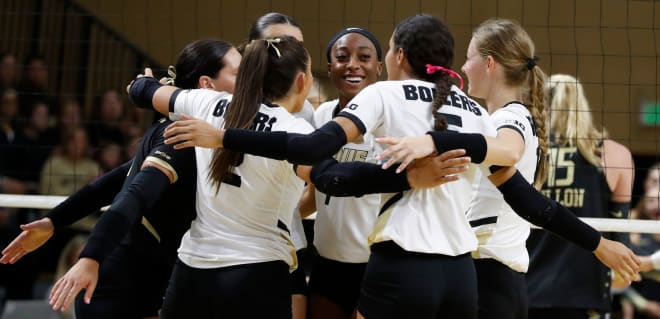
top-left (306, 27), bottom-right (384, 319)
top-left (128, 36), bottom-right (314, 318)
top-left (163, 14), bottom-right (640, 319)
top-left (459, 19), bottom-right (549, 319)
top-left (242, 15), bottom-right (315, 318)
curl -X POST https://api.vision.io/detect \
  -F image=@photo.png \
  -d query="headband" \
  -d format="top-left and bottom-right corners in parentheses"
top-left (326, 27), bottom-right (382, 63)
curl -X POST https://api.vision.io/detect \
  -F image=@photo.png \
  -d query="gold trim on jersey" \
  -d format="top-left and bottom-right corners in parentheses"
top-left (144, 156), bottom-right (178, 183)
top-left (368, 208), bottom-right (394, 245)
top-left (280, 232), bottom-right (298, 272)
top-left (471, 230), bottom-right (493, 259)
top-left (141, 217), bottom-right (161, 243)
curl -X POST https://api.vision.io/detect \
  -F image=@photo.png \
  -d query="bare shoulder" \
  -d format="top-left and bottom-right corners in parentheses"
top-left (602, 139), bottom-right (633, 167)
top-left (602, 139), bottom-right (634, 199)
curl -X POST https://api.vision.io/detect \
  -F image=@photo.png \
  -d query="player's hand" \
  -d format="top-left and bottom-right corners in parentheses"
top-left (126, 67), bottom-right (155, 93)
top-left (376, 135), bottom-right (436, 173)
top-left (406, 149), bottom-right (470, 188)
top-left (594, 237), bottom-right (641, 285)
top-left (0, 217), bottom-right (54, 264)
top-left (164, 114), bottom-right (224, 149)
top-left (50, 257), bottom-right (99, 312)
top-left (612, 270), bottom-right (633, 289)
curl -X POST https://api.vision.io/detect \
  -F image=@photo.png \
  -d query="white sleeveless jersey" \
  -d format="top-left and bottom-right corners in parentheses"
top-left (339, 80), bottom-right (497, 256)
top-left (466, 102), bottom-right (538, 272)
top-left (311, 99), bottom-right (381, 263)
top-left (170, 89), bottom-right (314, 269)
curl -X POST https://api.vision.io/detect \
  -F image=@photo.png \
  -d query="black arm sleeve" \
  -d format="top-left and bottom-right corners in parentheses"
top-left (46, 160), bottom-right (131, 230)
top-left (223, 121), bottom-right (347, 165)
top-left (310, 158), bottom-right (411, 197)
top-left (79, 166), bottom-right (170, 263)
top-left (128, 77), bottom-right (164, 109)
top-left (497, 170), bottom-right (601, 251)
top-left (426, 130), bottom-right (487, 164)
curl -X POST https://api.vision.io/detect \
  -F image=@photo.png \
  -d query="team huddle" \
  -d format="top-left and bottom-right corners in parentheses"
top-left (0, 12), bottom-right (642, 319)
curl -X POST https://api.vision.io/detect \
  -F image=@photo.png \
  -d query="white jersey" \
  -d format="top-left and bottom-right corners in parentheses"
top-left (312, 99), bottom-right (381, 263)
top-left (170, 89), bottom-right (314, 269)
top-left (467, 102), bottom-right (538, 272)
top-left (340, 80), bottom-right (497, 256)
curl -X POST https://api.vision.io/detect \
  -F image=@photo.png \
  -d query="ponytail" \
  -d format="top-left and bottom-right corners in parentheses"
top-left (526, 65), bottom-right (549, 189)
top-left (208, 36), bottom-right (309, 193)
top-left (209, 39), bottom-right (270, 192)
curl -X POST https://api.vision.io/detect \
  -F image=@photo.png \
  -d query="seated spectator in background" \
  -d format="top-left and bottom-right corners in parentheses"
top-left (0, 88), bottom-right (42, 306)
top-left (0, 52), bottom-right (18, 89)
top-left (17, 54), bottom-right (52, 123)
top-left (40, 127), bottom-right (100, 231)
top-left (632, 163), bottom-right (660, 221)
top-left (1, 87), bottom-right (19, 146)
top-left (1, 87), bottom-right (20, 182)
top-left (86, 88), bottom-right (126, 150)
top-left (0, 87), bottom-right (35, 195)
top-left (621, 185), bottom-right (660, 319)
top-left (14, 100), bottom-right (56, 189)
top-left (49, 97), bottom-right (83, 145)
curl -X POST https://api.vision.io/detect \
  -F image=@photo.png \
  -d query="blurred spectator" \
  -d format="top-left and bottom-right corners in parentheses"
top-left (0, 87), bottom-right (40, 305)
top-left (13, 101), bottom-right (56, 187)
top-left (86, 88), bottom-right (125, 150)
top-left (0, 87), bottom-right (31, 195)
top-left (39, 127), bottom-right (100, 232)
top-left (39, 126), bottom-right (100, 196)
top-left (0, 52), bottom-right (18, 89)
top-left (621, 185), bottom-right (660, 319)
top-left (47, 97), bottom-right (82, 147)
top-left (17, 54), bottom-right (52, 122)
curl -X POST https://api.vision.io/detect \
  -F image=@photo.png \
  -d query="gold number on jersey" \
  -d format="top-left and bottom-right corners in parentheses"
top-left (546, 147), bottom-right (577, 187)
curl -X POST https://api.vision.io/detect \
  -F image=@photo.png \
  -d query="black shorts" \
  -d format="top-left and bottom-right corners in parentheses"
top-left (290, 250), bottom-right (308, 295)
top-left (75, 227), bottom-right (172, 318)
top-left (474, 258), bottom-right (527, 319)
top-left (160, 258), bottom-right (291, 319)
top-left (308, 255), bottom-right (366, 315)
top-left (357, 241), bottom-right (477, 319)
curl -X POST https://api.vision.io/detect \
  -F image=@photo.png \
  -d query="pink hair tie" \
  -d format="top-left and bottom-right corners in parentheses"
top-left (425, 64), bottom-right (464, 90)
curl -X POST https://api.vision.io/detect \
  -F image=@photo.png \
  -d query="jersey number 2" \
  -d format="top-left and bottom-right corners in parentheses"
top-left (222, 154), bottom-right (245, 187)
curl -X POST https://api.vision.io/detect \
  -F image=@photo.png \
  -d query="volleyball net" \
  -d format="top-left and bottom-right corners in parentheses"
top-left (1, 194), bottom-right (659, 234)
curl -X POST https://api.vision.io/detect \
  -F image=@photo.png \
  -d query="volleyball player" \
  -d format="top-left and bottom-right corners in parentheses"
top-left (1, 39), bottom-right (241, 318)
top-left (525, 74), bottom-right (635, 319)
top-left (243, 15), bottom-right (314, 317)
top-left (455, 19), bottom-right (548, 319)
top-left (128, 37), bottom-right (315, 318)
top-left (157, 14), bottom-right (640, 319)
top-left (306, 27), bottom-right (386, 319)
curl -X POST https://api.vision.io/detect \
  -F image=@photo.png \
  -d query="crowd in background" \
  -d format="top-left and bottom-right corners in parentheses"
top-left (0, 50), bottom-right (151, 304)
